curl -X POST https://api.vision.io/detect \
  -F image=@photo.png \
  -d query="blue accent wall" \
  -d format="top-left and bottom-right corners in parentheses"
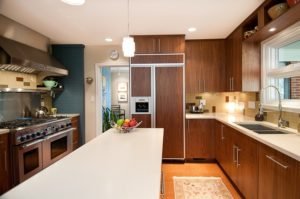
top-left (51, 44), bottom-right (85, 144)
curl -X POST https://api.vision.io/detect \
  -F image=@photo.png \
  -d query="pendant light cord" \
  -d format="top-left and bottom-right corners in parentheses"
top-left (127, 0), bottom-right (130, 36)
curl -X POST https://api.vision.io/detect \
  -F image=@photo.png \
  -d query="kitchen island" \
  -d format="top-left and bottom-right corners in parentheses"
top-left (1, 128), bottom-right (164, 199)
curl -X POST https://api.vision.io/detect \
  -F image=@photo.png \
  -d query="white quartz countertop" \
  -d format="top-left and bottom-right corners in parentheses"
top-left (0, 129), bottom-right (9, 135)
top-left (1, 128), bottom-right (164, 199)
top-left (186, 113), bottom-right (300, 162)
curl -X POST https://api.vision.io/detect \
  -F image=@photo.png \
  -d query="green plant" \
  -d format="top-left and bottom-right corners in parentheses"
top-left (102, 107), bottom-right (117, 132)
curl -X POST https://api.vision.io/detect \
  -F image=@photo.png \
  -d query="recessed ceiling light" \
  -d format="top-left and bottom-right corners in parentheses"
top-left (269, 27), bottom-right (276, 32)
top-left (105, 38), bottom-right (113, 42)
top-left (61, 0), bottom-right (85, 6)
top-left (188, 27), bottom-right (197, 32)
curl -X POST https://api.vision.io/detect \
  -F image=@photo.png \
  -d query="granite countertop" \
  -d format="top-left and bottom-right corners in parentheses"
top-left (1, 128), bottom-right (164, 199)
top-left (186, 113), bottom-right (300, 161)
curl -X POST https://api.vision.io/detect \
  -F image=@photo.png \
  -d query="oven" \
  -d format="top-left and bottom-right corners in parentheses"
top-left (7, 117), bottom-right (74, 184)
top-left (42, 128), bottom-right (73, 168)
top-left (131, 97), bottom-right (152, 114)
top-left (14, 128), bottom-right (73, 182)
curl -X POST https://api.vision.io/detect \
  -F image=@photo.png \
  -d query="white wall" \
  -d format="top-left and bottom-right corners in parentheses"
top-left (84, 45), bottom-right (128, 142)
top-left (111, 71), bottom-right (130, 119)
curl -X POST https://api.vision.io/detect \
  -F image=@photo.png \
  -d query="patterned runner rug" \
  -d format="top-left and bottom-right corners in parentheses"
top-left (173, 176), bottom-right (233, 199)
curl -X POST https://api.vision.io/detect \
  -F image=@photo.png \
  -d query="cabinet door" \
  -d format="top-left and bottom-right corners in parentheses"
top-left (71, 116), bottom-right (80, 150)
top-left (186, 119), bottom-right (214, 159)
top-left (226, 28), bottom-right (242, 92)
top-left (220, 125), bottom-right (235, 179)
top-left (131, 114), bottom-right (151, 128)
top-left (185, 40), bottom-right (225, 94)
top-left (214, 121), bottom-right (223, 163)
top-left (235, 132), bottom-right (258, 199)
top-left (185, 41), bottom-right (201, 94)
top-left (258, 144), bottom-right (299, 199)
top-left (134, 36), bottom-right (156, 54)
top-left (156, 67), bottom-right (183, 159)
top-left (158, 35), bottom-right (185, 53)
top-left (131, 67), bottom-right (151, 96)
top-left (0, 133), bottom-right (11, 195)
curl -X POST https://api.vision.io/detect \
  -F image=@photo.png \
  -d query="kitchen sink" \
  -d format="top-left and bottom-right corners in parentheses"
top-left (235, 123), bottom-right (289, 134)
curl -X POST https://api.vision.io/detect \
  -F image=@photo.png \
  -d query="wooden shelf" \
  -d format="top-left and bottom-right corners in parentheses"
top-left (245, 2), bottom-right (300, 42)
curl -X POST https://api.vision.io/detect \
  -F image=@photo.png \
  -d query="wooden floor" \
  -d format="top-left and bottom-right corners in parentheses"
top-left (162, 163), bottom-right (241, 199)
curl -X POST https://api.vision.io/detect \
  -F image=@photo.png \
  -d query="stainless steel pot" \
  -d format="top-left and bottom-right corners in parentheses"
top-left (35, 106), bottom-right (48, 118)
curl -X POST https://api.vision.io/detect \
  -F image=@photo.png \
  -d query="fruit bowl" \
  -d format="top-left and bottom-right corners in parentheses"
top-left (110, 120), bottom-right (142, 133)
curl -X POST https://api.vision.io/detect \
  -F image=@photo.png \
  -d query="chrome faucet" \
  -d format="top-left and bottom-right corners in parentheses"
top-left (260, 85), bottom-right (288, 128)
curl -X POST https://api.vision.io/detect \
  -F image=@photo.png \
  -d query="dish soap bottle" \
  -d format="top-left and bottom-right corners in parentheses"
top-left (255, 104), bottom-right (264, 121)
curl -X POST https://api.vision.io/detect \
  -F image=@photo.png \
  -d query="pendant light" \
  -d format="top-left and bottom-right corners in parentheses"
top-left (122, 0), bottom-right (135, 57)
top-left (61, 0), bottom-right (85, 6)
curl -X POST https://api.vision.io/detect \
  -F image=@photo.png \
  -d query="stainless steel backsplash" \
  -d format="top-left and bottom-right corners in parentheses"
top-left (0, 93), bottom-right (40, 122)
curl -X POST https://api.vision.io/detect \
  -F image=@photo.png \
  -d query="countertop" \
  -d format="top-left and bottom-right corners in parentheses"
top-left (55, 113), bottom-right (80, 118)
top-left (0, 129), bottom-right (9, 135)
top-left (186, 113), bottom-right (300, 161)
top-left (1, 128), bottom-right (164, 199)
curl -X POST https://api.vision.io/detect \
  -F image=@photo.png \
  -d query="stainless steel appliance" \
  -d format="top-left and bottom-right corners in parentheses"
top-left (0, 117), bottom-right (73, 183)
top-left (131, 97), bottom-right (152, 114)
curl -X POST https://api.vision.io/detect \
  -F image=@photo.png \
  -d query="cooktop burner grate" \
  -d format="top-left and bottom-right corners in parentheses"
top-left (0, 117), bottom-right (66, 129)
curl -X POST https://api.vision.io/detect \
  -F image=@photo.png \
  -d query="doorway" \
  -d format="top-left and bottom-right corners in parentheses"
top-left (97, 65), bottom-right (130, 134)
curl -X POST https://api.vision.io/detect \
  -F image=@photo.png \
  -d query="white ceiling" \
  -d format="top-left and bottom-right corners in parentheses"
top-left (0, 0), bottom-right (264, 45)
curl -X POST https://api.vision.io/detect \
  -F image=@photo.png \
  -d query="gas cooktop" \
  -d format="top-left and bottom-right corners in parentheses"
top-left (0, 117), bottom-right (68, 129)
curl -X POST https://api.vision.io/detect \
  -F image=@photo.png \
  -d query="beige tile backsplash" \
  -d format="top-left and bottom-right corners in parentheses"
top-left (0, 71), bottom-right (37, 89)
top-left (186, 92), bottom-right (300, 130)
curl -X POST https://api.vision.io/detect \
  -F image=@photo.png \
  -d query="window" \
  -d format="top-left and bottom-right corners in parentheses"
top-left (262, 22), bottom-right (300, 112)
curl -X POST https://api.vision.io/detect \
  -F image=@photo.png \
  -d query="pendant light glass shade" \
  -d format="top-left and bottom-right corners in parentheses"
top-left (61, 0), bottom-right (85, 6)
top-left (122, 36), bottom-right (135, 57)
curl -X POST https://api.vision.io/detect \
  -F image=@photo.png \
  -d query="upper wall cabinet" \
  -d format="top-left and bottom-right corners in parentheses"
top-left (226, 27), bottom-right (260, 92)
top-left (185, 40), bottom-right (226, 94)
top-left (133, 35), bottom-right (185, 54)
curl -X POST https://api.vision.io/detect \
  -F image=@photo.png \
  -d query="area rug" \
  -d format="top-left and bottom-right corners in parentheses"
top-left (173, 176), bottom-right (233, 199)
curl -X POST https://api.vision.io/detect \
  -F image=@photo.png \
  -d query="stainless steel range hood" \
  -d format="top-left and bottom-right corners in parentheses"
top-left (0, 36), bottom-right (68, 76)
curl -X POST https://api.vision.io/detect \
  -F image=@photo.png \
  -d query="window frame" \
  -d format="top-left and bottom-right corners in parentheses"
top-left (261, 21), bottom-right (300, 113)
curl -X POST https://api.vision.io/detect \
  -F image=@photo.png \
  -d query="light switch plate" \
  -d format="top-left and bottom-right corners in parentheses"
top-left (248, 101), bottom-right (256, 109)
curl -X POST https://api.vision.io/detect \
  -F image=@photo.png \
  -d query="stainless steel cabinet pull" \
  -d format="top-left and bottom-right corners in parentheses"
top-left (160, 171), bottom-right (165, 198)
top-left (229, 78), bottom-right (232, 91)
top-left (44, 128), bottom-right (74, 140)
top-left (187, 120), bottom-right (189, 132)
top-left (203, 79), bottom-right (206, 92)
top-left (266, 155), bottom-right (288, 169)
top-left (22, 139), bottom-right (44, 148)
top-left (232, 77), bottom-right (234, 91)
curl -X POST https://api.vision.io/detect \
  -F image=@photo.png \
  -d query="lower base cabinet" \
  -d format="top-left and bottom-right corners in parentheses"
top-left (0, 133), bottom-right (12, 195)
top-left (71, 116), bottom-right (80, 150)
top-left (215, 122), bottom-right (258, 199)
top-left (258, 144), bottom-right (300, 199)
top-left (186, 119), bottom-right (214, 159)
